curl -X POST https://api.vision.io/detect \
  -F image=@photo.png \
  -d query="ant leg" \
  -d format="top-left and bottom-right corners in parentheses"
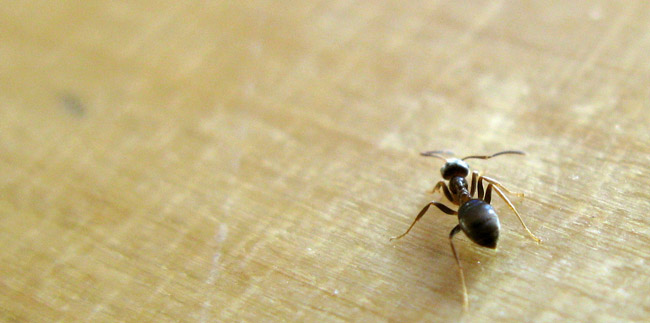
top-left (390, 202), bottom-right (457, 241)
top-left (431, 181), bottom-right (454, 204)
top-left (484, 183), bottom-right (492, 204)
top-left (449, 225), bottom-right (469, 310)
top-left (469, 171), bottom-right (479, 197)
top-left (486, 184), bottom-right (541, 244)
top-left (480, 176), bottom-right (525, 197)
top-left (477, 176), bottom-right (485, 200)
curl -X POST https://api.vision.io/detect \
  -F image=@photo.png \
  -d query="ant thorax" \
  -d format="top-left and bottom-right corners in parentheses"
top-left (449, 177), bottom-right (470, 203)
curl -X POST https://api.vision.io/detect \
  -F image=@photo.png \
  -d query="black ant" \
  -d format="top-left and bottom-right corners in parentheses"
top-left (390, 150), bottom-right (540, 309)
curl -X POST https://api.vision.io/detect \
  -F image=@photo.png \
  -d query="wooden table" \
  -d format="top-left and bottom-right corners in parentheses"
top-left (2, 1), bottom-right (649, 322)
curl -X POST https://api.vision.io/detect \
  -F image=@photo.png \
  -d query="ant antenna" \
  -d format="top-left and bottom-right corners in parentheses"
top-left (420, 150), bottom-right (454, 162)
top-left (421, 150), bottom-right (455, 156)
top-left (461, 150), bottom-right (526, 161)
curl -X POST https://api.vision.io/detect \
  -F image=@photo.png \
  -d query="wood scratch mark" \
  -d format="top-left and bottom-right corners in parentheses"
top-left (557, 4), bottom-right (634, 88)
top-left (430, 0), bottom-right (506, 87)
top-left (574, 5), bottom-right (631, 78)
top-left (86, 290), bottom-right (118, 321)
top-left (199, 223), bottom-right (228, 322)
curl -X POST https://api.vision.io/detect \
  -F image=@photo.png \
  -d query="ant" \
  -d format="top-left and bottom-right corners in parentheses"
top-left (390, 150), bottom-right (541, 309)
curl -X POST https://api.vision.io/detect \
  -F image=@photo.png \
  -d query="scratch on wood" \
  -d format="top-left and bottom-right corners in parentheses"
top-left (200, 223), bottom-right (228, 322)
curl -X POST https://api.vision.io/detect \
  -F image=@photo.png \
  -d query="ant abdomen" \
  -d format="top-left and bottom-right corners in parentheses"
top-left (458, 199), bottom-right (500, 249)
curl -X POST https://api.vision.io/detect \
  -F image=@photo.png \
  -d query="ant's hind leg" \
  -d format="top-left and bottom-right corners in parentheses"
top-left (449, 225), bottom-right (469, 310)
top-left (486, 184), bottom-right (541, 244)
top-left (390, 202), bottom-right (457, 241)
top-left (431, 181), bottom-right (454, 203)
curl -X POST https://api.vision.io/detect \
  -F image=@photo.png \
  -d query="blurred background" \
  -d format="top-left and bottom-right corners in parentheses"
top-left (1, 1), bottom-right (649, 322)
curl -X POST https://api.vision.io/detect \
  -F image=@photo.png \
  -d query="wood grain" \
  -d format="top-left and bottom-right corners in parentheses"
top-left (1, 1), bottom-right (649, 322)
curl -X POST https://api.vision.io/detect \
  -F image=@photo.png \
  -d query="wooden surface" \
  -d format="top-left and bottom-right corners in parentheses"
top-left (1, 1), bottom-right (649, 322)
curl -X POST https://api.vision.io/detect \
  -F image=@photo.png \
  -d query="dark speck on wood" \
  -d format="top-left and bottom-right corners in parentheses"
top-left (60, 94), bottom-right (85, 116)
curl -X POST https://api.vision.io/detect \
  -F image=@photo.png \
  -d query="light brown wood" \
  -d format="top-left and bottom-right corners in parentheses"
top-left (2, 1), bottom-right (649, 322)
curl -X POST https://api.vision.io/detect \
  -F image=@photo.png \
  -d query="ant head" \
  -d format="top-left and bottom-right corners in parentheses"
top-left (440, 158), bottom-right (470, 180)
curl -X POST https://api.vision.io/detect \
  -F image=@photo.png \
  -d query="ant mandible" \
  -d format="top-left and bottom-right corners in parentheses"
top-left (390, 150), bottom-right (541, 309)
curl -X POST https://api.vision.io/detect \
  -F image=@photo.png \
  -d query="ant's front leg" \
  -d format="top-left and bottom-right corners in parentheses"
top-left (469, 171), bottom-right (488, 200)
top-left (470, 171), bottom-right (479, 198)
top-left (479, 175), bottom-right (525, 197)
top-left (431, 181), bottom-right (454, 204)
